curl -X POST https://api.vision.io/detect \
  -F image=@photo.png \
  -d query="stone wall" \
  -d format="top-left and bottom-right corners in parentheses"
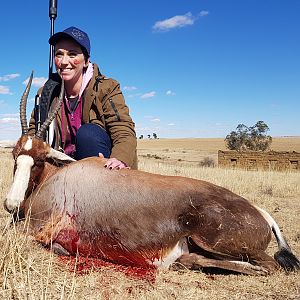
top-left (218, 150), bottom-right (300, 171)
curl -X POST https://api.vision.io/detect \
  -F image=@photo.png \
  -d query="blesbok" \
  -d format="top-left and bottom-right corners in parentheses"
top-left (4, 73), bottom-right (300, 276)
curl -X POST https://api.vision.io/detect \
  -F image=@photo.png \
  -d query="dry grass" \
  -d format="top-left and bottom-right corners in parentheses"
top-left (137, 137), bottom-right (300, 166)
top-left (0, 139), bottom-right (300, 299)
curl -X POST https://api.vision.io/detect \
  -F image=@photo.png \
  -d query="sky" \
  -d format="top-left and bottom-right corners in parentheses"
top-left (0, 0), bottom-right (299, 141)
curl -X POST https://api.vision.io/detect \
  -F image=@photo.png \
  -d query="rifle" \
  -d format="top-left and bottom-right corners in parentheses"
top-left (34, 0), bottom-right (58, 137)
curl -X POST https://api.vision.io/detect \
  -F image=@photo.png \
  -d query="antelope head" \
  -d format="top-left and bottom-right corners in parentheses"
top-left (4, 72), bottom-right (75, 213)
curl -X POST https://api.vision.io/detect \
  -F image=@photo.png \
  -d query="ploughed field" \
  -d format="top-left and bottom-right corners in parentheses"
top-left (0, 137), bottom-right (299, 299)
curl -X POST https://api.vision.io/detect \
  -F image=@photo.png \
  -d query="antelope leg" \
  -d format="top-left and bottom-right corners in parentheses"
top-left (174, 253), bottom-right (270, 276)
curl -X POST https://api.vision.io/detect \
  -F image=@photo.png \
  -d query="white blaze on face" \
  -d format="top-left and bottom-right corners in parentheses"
top-left (24, 137), bottom-right (33, 151)
top-left (5, 155), bottom-right (34, 211)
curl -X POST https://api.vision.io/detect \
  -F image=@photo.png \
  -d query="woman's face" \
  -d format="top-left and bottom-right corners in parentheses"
top-left (54, 38), bottom-right (89, 83)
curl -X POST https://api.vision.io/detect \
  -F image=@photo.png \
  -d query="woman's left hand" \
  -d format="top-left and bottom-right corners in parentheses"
top-left (99, 153), bottom-right (129, 170)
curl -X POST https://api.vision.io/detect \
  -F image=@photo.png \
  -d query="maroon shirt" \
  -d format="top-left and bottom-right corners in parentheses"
top-left (61, 96), bottom-right (83, 157)
top-left (59, 64), bottom-right (94, 157)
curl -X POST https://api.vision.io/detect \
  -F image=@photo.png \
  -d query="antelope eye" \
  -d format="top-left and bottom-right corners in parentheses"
top-left (34, 160), bottom-right (44, 167)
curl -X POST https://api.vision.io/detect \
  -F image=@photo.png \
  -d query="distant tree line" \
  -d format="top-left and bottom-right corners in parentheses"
top-left (138, 122), bottom-right (272, 152)
top-left (225, 121), bottom-right (272, 152)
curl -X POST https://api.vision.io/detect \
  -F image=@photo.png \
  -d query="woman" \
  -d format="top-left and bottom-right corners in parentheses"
top-left (29, 26), bottom-right (137, 169)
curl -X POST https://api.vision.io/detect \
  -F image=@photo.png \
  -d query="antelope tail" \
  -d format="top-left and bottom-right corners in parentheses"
top-left (256, 206), bottom-right (300, 272)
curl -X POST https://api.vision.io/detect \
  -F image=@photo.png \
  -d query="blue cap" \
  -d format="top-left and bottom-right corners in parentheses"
top-left (49, 26), bottom-right (90, 57)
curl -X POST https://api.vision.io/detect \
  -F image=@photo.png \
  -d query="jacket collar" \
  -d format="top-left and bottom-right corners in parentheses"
top-left (82, 63), bottom-right (101, 123)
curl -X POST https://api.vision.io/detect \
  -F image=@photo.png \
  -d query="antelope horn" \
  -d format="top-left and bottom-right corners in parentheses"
top-left (35, 79), bottom-right (64, 140)
top-left (20, 71), bottom-right (33, 135)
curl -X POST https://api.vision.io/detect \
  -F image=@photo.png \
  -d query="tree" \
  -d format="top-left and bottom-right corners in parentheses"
top-left (139, 135), bottom-right (143, 139)
top-left (247, 121), bottom-right (272, 151)
top-left (225, 121), bottom-right (272, 151)
top-left (153, 133), bottom-right (158, 139)
top-left (225, 124), bottom-right (249, 151)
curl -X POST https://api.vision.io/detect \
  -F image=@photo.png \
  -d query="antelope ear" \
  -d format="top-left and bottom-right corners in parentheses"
top-left (47, 148), bottom-right (76, 164)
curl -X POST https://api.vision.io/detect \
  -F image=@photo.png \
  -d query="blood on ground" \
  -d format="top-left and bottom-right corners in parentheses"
top-left (59, 255), bottom-right (156, 283)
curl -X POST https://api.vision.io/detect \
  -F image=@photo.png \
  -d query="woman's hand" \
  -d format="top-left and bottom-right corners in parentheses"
top-left (99, 153), bottom-right (130, 170)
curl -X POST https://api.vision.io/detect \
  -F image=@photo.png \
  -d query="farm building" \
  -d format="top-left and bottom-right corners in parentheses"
top-left (218, 150), bottom-right (300, 171)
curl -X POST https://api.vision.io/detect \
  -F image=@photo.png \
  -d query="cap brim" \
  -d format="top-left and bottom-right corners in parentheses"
top-left (49, 32), bottom-right (75, 45)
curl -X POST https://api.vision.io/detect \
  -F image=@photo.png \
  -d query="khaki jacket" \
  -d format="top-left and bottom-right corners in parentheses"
top-left (29, 63), bottom-right (137, 169)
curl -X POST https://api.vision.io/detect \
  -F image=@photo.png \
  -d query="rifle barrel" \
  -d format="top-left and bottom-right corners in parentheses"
top-left (49, 0), bottom-right (57, 19)
top-left (48, 0), bottom-right (57, 76)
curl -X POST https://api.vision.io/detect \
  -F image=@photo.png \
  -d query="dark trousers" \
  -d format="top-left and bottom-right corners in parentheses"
top-left (75, 123), bottom-right (112, 160)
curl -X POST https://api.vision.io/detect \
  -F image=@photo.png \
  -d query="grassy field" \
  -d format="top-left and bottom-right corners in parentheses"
top-left (137, 136), bottom-right (300, 166)
top-left (0, 138), bottom-right (299, 299)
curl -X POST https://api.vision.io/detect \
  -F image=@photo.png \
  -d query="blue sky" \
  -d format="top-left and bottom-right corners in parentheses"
top-left (0, 0), bottom-right (299, 140)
